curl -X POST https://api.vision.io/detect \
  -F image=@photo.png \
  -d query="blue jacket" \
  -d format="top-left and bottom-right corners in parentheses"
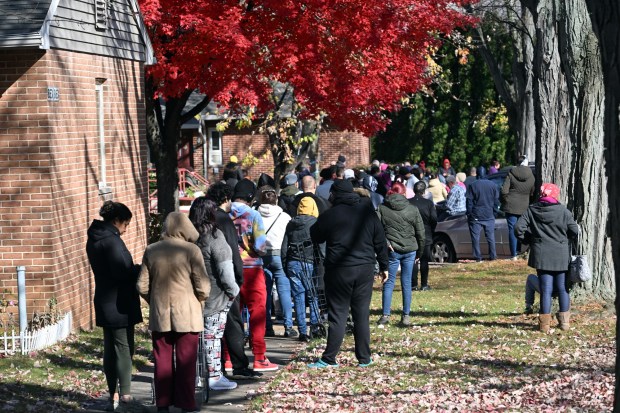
top-left (466, 179), bottom-right (499, 221)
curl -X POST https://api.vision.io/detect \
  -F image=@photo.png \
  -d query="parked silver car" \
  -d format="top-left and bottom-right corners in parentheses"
top-left (430, 169), bottom-right (525, 263)
top-left (431, 213), bottom-right (511, 263)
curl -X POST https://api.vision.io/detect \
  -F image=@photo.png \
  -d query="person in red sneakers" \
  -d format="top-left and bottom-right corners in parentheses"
top-left (230, 179), bottom-right (278, 372)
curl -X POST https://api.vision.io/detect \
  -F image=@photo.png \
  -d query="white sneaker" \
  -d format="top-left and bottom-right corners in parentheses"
top-left (209, 375), bottom-right (238, 390)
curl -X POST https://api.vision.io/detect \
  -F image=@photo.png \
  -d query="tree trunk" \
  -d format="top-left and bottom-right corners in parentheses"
top-left (269, 119), bottom-right (320, 191)
top-left (582, 1), bottom-right (620, 409)
top-left (529, 0), bottom-right (613, 301)
top-left (474, 2), bottom-right (537, 162)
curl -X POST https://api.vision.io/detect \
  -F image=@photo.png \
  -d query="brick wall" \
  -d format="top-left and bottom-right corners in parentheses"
top-left (204, 127), bottom-right (371, 183)
top-left (0, 48), bottom-right (148, 330)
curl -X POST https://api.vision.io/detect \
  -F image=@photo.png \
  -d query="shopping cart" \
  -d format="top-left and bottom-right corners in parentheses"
top-left (288, 240), bottom-right (328, 338)
top-left (151, 330), bottom-right (209, 406)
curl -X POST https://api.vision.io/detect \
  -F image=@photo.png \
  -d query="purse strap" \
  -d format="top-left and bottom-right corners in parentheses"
top-left (265, 213), bottom-right (282, 235)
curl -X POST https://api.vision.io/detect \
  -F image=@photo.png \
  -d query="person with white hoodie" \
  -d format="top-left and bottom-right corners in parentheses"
top-left (257, 186), bottom-right (294, 337)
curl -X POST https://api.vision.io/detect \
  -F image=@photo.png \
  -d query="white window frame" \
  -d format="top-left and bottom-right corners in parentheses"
top-left (96, 80), bottom-right (107, 188)
top-left (208, 128), bottom-right (222, 166)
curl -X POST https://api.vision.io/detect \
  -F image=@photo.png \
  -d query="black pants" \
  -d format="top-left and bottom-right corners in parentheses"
top-left (103, 326), bottom-right (135, 397)
top-left (321, 264), bottom-right (374, 365)
top-left (224, 295), bottom-right (249, 370)
top-left (413, 244), bottom-right (431, 287)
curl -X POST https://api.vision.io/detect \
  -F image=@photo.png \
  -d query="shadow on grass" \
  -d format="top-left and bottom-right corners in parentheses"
top-left (0, 382), bottom-right (93, 412)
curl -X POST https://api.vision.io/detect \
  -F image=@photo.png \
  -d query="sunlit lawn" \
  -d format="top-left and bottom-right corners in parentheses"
top-left (250, 260), bottom-right (615, 412)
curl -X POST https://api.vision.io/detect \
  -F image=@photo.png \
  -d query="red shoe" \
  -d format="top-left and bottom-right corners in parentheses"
top-left (253, 357), bottom-right (279, 372)
top-left (224, 360), bottom-right (233, 373)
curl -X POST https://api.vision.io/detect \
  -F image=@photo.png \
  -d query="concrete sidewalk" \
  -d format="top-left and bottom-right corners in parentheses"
top-left (81, 325), bottom-right (303, 412)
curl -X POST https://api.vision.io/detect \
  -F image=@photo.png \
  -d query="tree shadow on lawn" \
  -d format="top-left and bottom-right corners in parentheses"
top-left (378, 349), bottom-right (612, 378)
top-left (369, 309), bottom-right (532, 330)
top-left (0, 381), bottom-right (93, 412)
top-left (369, 308), bottom-right (519, 319)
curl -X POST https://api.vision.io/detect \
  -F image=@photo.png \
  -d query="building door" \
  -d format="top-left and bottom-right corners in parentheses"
top-left (208, 128), bottom-right (222, 166)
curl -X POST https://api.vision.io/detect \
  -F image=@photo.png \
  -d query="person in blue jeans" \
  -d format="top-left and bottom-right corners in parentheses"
top-left (257, 186), bottom-right (295, 337)
top-left (376, 182), bottom-right (425, 326)
top-left (281, 197), bottom-right (321, 341)
top-left (501, 155), bottom-right (535, 259)
top-left (466, 178), bottom-right (500, 261)
top-left (515, 183), bottom-right (578, 332)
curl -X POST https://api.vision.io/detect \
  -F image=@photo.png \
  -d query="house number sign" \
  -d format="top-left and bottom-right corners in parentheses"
top-left (47, 87), bottom-right (59, 101)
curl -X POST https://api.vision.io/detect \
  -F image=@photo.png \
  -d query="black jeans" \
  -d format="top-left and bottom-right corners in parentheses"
top-left (103, 326), bottom-right (135, 397)
top-left (224, 295), bottom-right (249, 370)
top-left (413, 244), bottom-right (432, 287)
top-left (321, 264), bottom-right (374, 365)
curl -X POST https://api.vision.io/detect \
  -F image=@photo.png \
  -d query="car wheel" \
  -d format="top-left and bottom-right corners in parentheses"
top-left (432, 235), bottom-right (456, 263)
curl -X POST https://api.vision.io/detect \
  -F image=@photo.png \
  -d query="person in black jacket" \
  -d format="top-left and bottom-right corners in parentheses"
top-left (86, 201), bottom-right (142, 411)
top-left (409, 181), bottom-right (438, 290)
top-left (281, 197), bottom-right (321, 342)
top-left (206, 182), bottom-right (262, 380)
top-left (515, 183), bottom-right (579, 333)
top-left (309, 179), bottom-right (389, 368)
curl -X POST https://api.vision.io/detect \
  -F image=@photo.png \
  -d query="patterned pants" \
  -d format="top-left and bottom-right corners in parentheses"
top-left (204, 300), bottom-right (233, 379)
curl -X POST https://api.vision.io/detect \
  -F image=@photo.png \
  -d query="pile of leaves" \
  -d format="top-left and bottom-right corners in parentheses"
top-left (249, 261), bottom-right (614, 412)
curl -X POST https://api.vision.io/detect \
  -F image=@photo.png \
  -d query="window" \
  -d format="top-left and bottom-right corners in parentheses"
top-left (208, 129), bottom-right (222, 165)
top-left (95, 0), bottom-right (109, 30)
top-left (95, 79), bottom-right (107, 190)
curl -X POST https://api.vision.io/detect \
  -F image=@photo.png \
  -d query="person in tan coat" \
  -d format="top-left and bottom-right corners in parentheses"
top-left (138, 212), bottom-right (210, 413)
top-left (427, 171), bottom-right (448, 204)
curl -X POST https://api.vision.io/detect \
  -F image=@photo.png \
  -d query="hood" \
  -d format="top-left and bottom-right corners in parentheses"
top-left (384, 193), bottom-right (409, 211)
top-left (354, 188), bottom-right (370, 198)
top-left (280, 185), bottom-right (300, 196)
top-left (162, 212), bottom-right (199, 242)
top-left (289, 214), bottom-right (316, 230)
top-left (332, 191), bottom-right (361, 206)
top-left (529, 202), bottom-right (563, 225)
top-left (258, 203), bottom-right (283, 217)
top-left (428, 178), bottom-right (442, 187)
top-left (509, 165), bottom-right (534, 182)
top-left (87, 220), bottom-right (118, 242)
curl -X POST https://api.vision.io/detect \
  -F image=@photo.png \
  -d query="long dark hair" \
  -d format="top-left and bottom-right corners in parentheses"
top-left (189, 196), bottom-right (219, 238)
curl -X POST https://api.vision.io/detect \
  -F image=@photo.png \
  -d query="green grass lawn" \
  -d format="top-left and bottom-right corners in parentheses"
top-left (0, 322), bottom-right (152, 412)
top-left (0, 260), bottom-right (613, 412)
top-left (249, 260), bottom-right (615, 412)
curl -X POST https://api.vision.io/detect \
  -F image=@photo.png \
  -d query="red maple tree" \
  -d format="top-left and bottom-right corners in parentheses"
top-left (139, 0), bottom-right (476, 214)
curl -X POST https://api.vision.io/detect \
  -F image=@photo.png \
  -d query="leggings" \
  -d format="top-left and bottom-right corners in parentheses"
top-left (102, 326), bottom-right (135, 397)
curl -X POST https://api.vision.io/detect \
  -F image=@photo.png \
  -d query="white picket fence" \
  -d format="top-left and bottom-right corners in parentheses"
top-left (0, 312), bottom-right (72, 355)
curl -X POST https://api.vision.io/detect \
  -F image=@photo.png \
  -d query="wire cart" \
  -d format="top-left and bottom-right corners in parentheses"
top-left (151, 330), bottom-right (209, 406)
top-left (288, 240), bottom-right (328, 338)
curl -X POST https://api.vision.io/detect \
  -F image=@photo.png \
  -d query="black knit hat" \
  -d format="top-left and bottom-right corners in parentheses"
top-left (330, 178), bottom-right (354, 194)
top-left (232, 179), bottom-right (256, 202)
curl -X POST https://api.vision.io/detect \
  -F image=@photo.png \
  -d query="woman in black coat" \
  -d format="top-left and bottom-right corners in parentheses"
top-left (515, 183), bottom-right (579, 333)
top-left (86, 201), bottom-right (142, 411)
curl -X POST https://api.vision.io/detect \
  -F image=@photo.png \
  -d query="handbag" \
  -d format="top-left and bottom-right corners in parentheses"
top-left (569, 230), bottom-right (592, 283)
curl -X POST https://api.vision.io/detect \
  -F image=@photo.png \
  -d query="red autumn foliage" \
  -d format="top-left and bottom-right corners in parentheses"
top-left (139, 0), bottom-right (477, 135)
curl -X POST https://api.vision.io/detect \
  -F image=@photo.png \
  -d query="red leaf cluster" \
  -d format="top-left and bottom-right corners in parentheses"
top-left (139, 0), bottom-right (477, 134)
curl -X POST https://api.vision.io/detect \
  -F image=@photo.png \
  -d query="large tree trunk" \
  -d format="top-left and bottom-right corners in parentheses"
top-left (582, 1), bottom-right (620, 409)
top-left (529, 0), bottom-right (613, 301)
top-left (144, 84), bottom-right (211, 219)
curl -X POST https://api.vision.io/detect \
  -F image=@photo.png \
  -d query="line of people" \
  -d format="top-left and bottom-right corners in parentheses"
top-left (86, 155), bottom-right (579, 412)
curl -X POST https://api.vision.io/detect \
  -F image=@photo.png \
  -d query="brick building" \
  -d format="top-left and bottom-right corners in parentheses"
top-left (178, 94), bottom-right (372, 183)
top-left (0, 0), bottom-right (154, 329)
